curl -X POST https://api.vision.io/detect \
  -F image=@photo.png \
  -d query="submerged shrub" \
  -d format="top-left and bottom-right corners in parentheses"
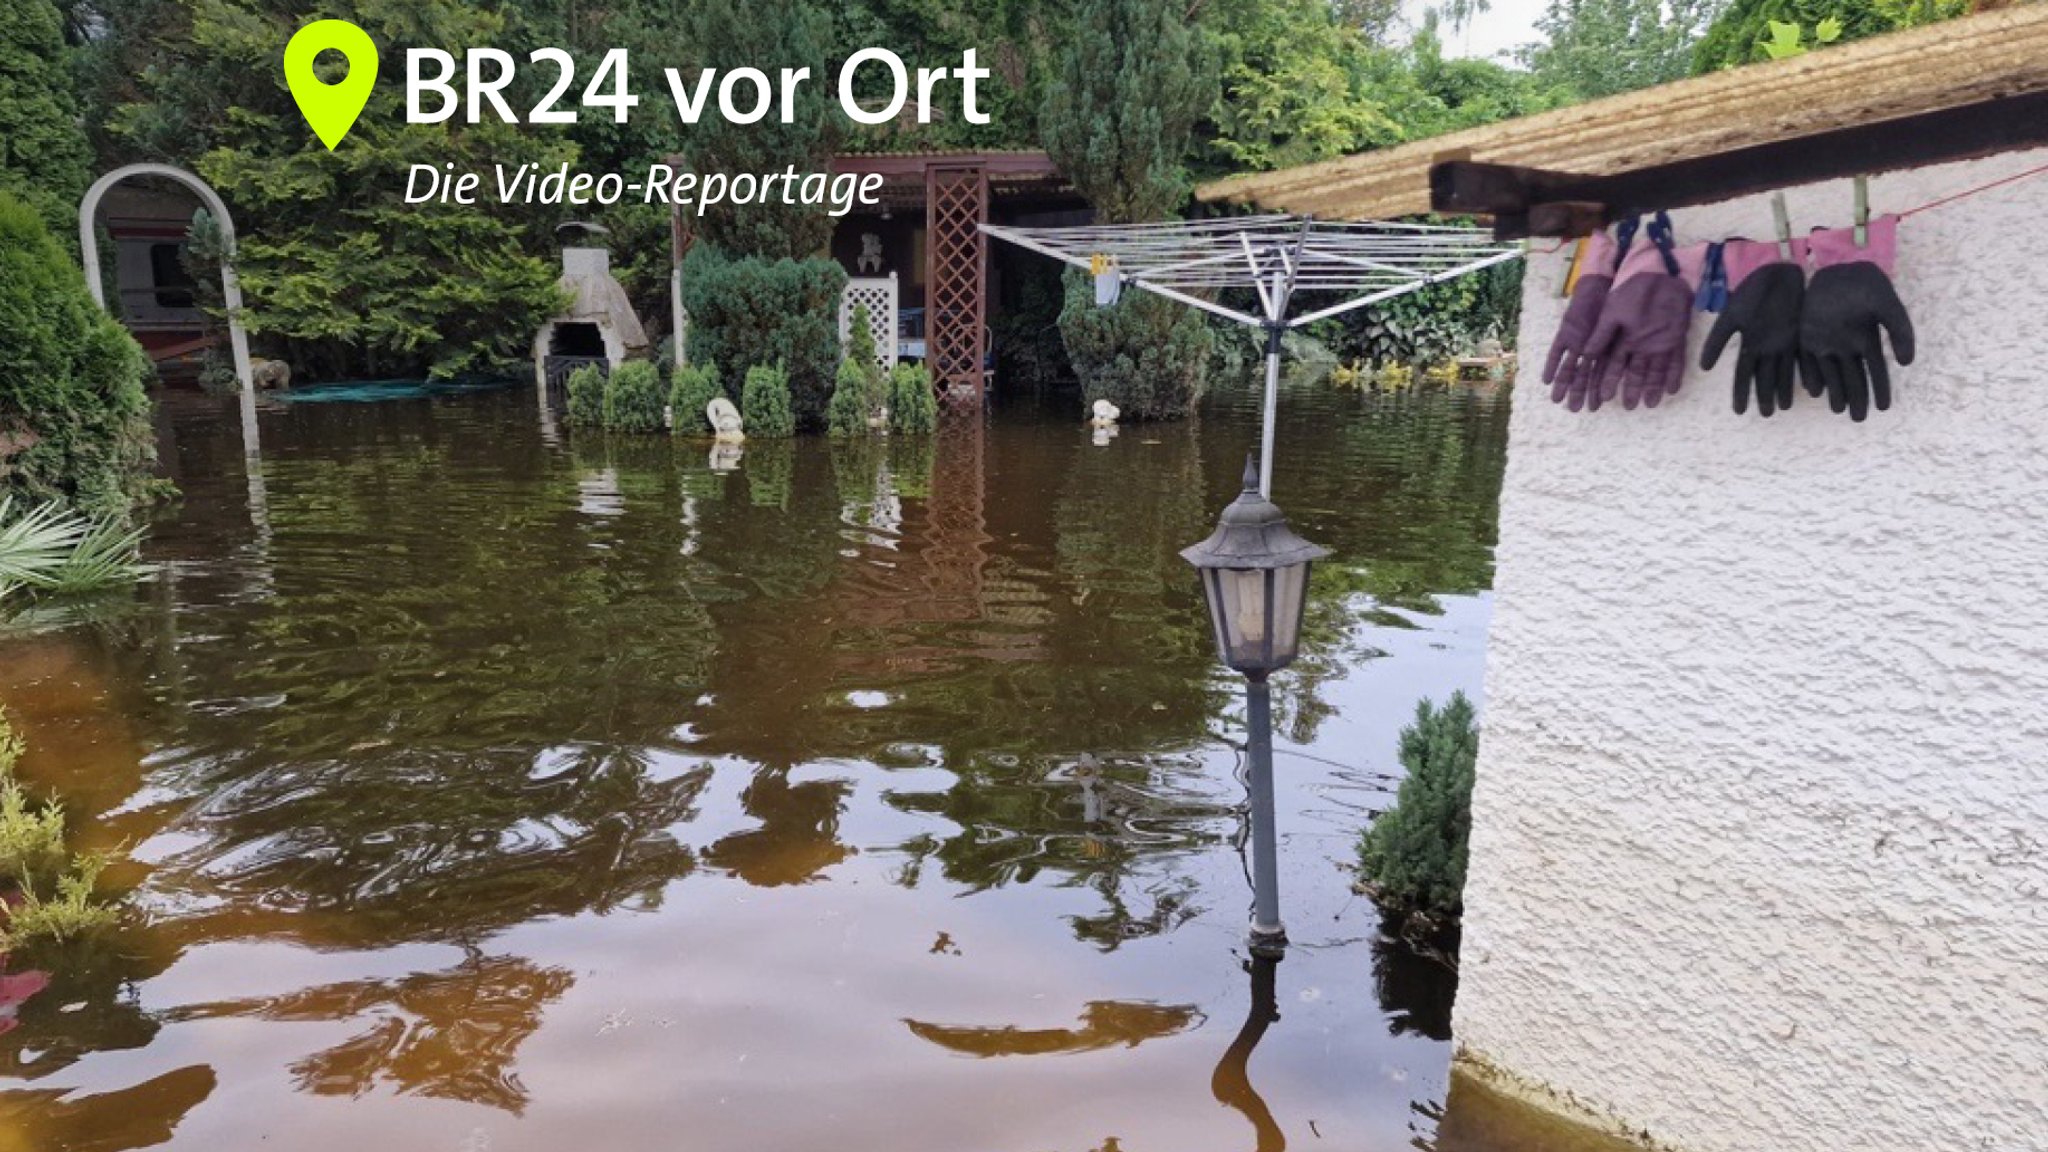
top-left (668, 362), bottom-right (724, 436)
top-left (0, 710), bottom-right (124, 949)
top-left (0, 495), bottom-right (146, 608)
top-left (741, 363), bottom-right (795, 438)
top-left (603, 361), bottom-right (666, 433)
top-left (826, 356), bottom-right (874, 437)
top-left (888, 363), bottom-right (937, 434)
top-left (565, 364), bottom-right (606, 428)
top-left (1358, 692), bottom-right (1479, 921)
top-left (1058, 270), bottom-right (1213, 421)
top-left (681, 246), bottom-right (845, 429)
top-left (0, 192), bottom-right (157, 517)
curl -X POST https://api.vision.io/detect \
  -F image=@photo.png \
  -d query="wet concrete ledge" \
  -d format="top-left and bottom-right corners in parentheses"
top-left (1439, 1056), bottom-right (1678, 1152)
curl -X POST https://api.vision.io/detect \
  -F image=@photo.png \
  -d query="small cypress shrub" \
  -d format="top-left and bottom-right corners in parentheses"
top-left (826, 356), bottom-right (873, 437)
top-left (565, 364), bottom-right (606, 428)
top-left (1357, 692), bottom-right (1479, 922)
top-left (668, 362), bottom-right (723, 436)
top-left (603, 361), bottom-right (665, 432)
top-left (741, 363), bottom-right (795, 438)
top-left (888, 363), bottom-right (937, 434)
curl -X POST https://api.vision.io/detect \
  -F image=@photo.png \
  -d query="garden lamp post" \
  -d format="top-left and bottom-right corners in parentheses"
top-left (1182, 458), bottom-right (1328, 955)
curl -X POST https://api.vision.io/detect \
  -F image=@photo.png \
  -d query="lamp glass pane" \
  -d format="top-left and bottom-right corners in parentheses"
top-left (1218, 567), bottom-right (1270, 670)
top-left (1268, 561), bottom-right (1311, 667)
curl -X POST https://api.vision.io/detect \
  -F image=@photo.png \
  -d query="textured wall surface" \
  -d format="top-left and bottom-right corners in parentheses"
top-left (1455, 146), bottom-right (2048, 1152)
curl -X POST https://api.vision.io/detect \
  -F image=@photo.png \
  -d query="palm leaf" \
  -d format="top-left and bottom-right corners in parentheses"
top-left (0, 496), bottom-right (90, 590)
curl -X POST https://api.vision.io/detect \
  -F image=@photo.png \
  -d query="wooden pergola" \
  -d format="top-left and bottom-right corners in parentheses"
top-left (1197, 5), bottom-right (2048, 238)
top-left (831, 151), bottom-right (1068, 399)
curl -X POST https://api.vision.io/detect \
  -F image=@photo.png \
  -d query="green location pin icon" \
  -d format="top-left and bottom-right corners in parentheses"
top-left (284, 20), bottom-right (379, 151)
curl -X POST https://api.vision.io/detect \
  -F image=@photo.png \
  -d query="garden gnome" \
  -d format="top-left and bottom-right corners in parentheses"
top-left (707, 397), bottom-right (745, 444)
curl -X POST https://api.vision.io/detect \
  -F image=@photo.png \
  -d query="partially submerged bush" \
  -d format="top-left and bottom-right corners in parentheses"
top-left (1358, 692), bottom-right (1479, 922)
top-left (741, 363), bottom-right (796, 438)
top-left (681, 246), bottom-right (845, 429)
top-left (603, 361), bottom-right (665, 433)
top-left (1058, 270), bottom-right (1214, 421)
top-left (0, 192), bottom-right (156, 517)
top-left (889, 363), bottom-right (937, 434)
top-left (826, 356), bottom-right (875, 437)
top-left (565, 364), bottom-right (606, 428)
top-left (0, 710), bottom-right (124, 949)
top-left (668, 362), bottom-right (724, 436)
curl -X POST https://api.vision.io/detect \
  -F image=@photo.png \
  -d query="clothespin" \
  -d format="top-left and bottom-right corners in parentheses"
top-left (1853, 176), bottom-right (1870, 247)
top-left (1771, 192), bottom-right (1793, 260)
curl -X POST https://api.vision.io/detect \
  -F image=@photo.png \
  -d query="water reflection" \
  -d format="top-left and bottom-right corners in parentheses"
top-left (1211, 955), bottom-right (1285, 1152)
top-left (0, 381), bottom-right (1511, 1150)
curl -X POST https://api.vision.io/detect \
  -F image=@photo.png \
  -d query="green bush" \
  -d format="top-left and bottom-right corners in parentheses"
top-left (603, 361), bottom-right (666, 433)
top-left (741, 363), bottom-right (796, 438)
top-left (826, 356), bottom-right (874, 437)
top-left (0, 709), bottom-right (123, 948)
top-left (668, 362), bottom-right (724, 436)
top-left (681, 246), bottom-right (846, 429)
top-left (1058, 270), bottom-right (1214, 421)
top-left (889, 363), bottom-right (937, 435)
top-left (1357, 692), bottom-right (1479, 920)
top-left (0, 0), bottom-right (94, 242)
top-left (0, 193), bottom-right (157, 517)
top-left (565, 364), bottom-right (606, 428)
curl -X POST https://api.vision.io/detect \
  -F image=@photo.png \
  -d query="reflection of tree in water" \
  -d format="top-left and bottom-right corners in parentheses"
top-left (1371, 918), bottom-right (1459, 1042)
top-left (904, 999), bottom-right (1201, 1057)
top-left (1269, 387), bottom-right (1511, 745)
top-left (176, 951), bottom-right (573, 1114)
top-left (702, 766), bottom-right (854, 887)
top-left (0, 1064), bottom-right (216, 1151)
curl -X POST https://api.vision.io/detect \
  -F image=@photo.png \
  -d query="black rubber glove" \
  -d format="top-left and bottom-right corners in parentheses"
top-left (1700, 241), bottom-right (1806, 418)
top-left (1797, 217), bottom-right (1914, 423)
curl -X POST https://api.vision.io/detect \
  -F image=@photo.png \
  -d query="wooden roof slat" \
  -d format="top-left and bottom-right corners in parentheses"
top-left (1196, 5), bottom-right (2048, 221)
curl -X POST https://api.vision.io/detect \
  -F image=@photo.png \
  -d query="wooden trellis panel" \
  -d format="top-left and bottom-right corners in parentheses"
top-left (925, 165), bottom-right (988, 400)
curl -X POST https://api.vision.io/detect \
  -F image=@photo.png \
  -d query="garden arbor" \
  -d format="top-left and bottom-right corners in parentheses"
top-left (80, 164), bottom-right (257, 457)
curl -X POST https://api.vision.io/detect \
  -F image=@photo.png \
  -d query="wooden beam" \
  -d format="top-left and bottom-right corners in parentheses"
top-left (1195, 4), bottom-right (2048, 221)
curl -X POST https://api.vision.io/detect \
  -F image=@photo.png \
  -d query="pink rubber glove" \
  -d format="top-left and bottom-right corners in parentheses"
top-left (1799, 215), bottom-right (1913, 421)
top-left (1587, 237), bottom-right (1707, 410)
top-left (1544, 230), bottom-right (1620, 412)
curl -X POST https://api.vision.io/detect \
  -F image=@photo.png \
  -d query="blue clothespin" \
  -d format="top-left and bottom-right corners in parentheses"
top-left (1696, 242), bottom-right (1728, 312)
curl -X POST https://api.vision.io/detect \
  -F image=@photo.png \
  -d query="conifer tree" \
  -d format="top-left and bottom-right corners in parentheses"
top-left (0, 0), bottom-right (95, 242)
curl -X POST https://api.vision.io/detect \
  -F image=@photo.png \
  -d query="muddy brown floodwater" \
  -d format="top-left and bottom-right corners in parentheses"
top-left (0, 375), bottom-right (1511, 1152)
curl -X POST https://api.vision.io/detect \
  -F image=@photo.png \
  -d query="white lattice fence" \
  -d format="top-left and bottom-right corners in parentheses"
top-left (841, 275), bottom-right (899, 373)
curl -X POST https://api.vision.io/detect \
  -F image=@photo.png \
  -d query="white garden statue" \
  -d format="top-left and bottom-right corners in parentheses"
top-left (707, 397), bottom-right (745, 444)
top-left (1088, 399), bottom-right (1121, 429)
top-left (857, 233), bottom-right (884, 274)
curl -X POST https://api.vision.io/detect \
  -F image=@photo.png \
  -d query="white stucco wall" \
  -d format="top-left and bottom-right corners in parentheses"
top-left (1455, 146), bottom-right (2048, 1152)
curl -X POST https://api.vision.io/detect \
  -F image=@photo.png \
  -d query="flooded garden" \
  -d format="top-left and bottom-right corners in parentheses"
top-left (0, 378), bottom-right (1508, 1151)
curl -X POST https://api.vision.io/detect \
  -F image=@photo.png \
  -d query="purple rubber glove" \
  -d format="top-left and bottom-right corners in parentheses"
top-left (1700, 238), bottom-right (1809, 418)
top-left (1544, 231), bottom-right (1621, 411)
top-left (1587, 238), bottom-right (1707, 410)
top-left (1798, 214), bottom-right (1913, 422)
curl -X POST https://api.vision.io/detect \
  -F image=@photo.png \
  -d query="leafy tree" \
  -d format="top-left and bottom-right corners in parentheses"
top-left (1691, 0), bottom-right (1964, 71)
top-left (0, 0), bottom-right (94, 242)
top-left (603, 361), bottom-right (665, 432)
top-left (565, 364), bottom-right (605, 428)
top-left (887, 362), bottom-right (936, 434)
top-left (668, 362), bottom-right (725, 436)
top-left (1357, 692), bottom-right (1478, 920)
top-left (741, 363), bottom-right (795, 438)
top-left (0, 192), bottom-right (156, 517)
top-left (1199, 0), bottom-right (1397, 173)
top-left (1523, 0), bottom-right (1720, 98)
top-left (87, 0), bottom-right (573, 380)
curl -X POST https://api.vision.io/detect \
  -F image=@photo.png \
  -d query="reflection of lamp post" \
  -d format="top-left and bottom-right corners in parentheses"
top-left (1182, 458), bottom-right (1327, 956)
top-left (1210, 954), bottom-right (1285, 1152)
